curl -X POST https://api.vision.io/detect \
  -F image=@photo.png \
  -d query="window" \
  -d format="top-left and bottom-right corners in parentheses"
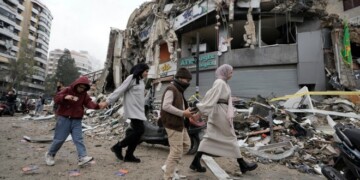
top-left (343, 0), bottom-right (360, 10)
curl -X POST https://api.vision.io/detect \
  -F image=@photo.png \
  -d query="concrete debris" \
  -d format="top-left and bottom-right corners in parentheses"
top-left (245, 141), bottom-right (298, 161)
top-left (232, 89), bottom-right (360, 175)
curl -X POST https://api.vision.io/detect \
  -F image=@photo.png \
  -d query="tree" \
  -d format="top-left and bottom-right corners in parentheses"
top-left (0, 38), bottom-right (35, 91)
top-left (54, 49), bottom-right (80, 86)
top-left (43, 75), bottom-right (56, 97)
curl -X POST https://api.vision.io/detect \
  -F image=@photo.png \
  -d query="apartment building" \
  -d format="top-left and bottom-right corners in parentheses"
top-left (47, 49), bottom-right (94, 77)
top-left (0, 0), bottom-right (52, 96)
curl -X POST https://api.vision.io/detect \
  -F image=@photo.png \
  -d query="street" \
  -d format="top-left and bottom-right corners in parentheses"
top-left (0, 114), bottom-right (325, 180)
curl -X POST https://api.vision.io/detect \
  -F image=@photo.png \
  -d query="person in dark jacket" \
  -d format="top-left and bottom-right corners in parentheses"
top-left (6, 89), bottom-right (17, 115)
top-left (45, 76), bottom-right (104, 167)
top-left (161, 68), bottom-right (194, 180)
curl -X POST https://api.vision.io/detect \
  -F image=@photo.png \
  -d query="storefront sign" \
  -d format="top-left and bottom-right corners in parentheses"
top-left (159, 61), bottom-right (177, 77)
top-left (179, 52), bottom-right (217, 71)
top-left (173, 1), bottom-right (215, 30)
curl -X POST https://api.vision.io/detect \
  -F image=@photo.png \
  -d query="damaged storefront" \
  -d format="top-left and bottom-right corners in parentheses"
top-left (95, 0), bottom-right (360, 101)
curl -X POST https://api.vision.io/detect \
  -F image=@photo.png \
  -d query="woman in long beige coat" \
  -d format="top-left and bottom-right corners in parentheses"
top-left (189, 64), bottom-right (258, 174)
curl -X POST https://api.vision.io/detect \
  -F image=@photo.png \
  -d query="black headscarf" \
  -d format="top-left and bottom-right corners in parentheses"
top-left (173, 78), bottom-right (190, 93)
top-left (130, 63), bottom-right (149, 84)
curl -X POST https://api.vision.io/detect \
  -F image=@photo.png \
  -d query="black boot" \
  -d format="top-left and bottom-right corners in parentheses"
top-left (189, 152), bottom-right (206, 172)
top-left (237, 158), bottom-right (258, 174)
top-left (124, 144), bottom-right (140, 163)
top-left (110, 142), bottom-right (123, 160)
top-left (124, 155), bottom-right (141, 163)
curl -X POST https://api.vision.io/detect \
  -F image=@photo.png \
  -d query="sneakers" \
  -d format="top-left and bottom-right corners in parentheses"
top-left (161, 165), bottom-right (185, 180)
top-left (45, 152), bottom-right (55, 166)
top-left (78, 156), bottom-right (94, 166)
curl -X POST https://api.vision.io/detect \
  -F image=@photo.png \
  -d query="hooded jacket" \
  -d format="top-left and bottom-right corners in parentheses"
top-left (55, 76), bottom-right (99, 119)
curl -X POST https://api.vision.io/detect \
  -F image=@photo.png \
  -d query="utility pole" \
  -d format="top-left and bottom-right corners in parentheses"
top-left (195, 32), bottom-right (200, 98)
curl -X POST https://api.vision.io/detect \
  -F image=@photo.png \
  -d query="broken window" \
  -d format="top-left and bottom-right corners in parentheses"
top-left (159, 43), bottom-right (171, 63)
top-left (230, 21), bottom-right (253, 49)
top-left (261, 15), bottom-right (297, 46)
top-left (180, 26), bottom-right (217, 58)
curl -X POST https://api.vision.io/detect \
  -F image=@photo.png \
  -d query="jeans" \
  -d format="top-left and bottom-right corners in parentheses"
top-left (48, 116), bottom-right (87, 159)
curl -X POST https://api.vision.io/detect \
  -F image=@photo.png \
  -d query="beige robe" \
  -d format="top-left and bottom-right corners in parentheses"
top-left (197, 79), bottom-right (242, 158)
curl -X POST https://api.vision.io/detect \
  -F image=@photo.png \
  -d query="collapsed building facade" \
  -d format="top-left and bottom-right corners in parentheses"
top-left (97, 0), bottom-right (360, 101)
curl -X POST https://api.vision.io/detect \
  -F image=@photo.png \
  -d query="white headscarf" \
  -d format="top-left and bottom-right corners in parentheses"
top-left (215, 64), bottom-right (234, 125)
top-left (215, 64), bottom-right (233, 81)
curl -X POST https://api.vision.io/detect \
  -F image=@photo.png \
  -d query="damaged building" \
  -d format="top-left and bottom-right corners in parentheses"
top-left (97, 0), bottom-right (360, 101)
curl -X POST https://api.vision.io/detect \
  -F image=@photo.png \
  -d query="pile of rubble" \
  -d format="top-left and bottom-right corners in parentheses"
top-left (232, 87), bottom-right (360, 175)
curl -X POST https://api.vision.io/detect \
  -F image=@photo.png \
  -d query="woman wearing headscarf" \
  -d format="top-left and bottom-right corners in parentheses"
top-left (189, 64), bottom-right (258, 174)
top-left (99, 63), bottom-right (149, 163)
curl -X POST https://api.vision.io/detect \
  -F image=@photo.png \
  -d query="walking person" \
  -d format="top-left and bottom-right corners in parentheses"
top-left (189, 64), bottom-right (258, 174)
top-left (35, 96), bottom-right (44, 116)
top-left (99, 63), bottom-right (149, 163)
top-left (5, 89), bottom-right (17, 115)
top-left (161, 68), bottom-right (194, 180)
top-left (45, 76), bottom-right (104, 166)
top-left (53, 81), bottom-right (65, 114)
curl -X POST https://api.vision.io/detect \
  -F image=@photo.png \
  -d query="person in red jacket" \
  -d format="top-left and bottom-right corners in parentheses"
top-left (45, 76), bottom-right (103, 166)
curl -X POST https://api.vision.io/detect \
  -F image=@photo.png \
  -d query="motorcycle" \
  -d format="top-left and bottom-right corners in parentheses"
top-left (0, 102), bottom-right (14, 116)
top-left (18, 101), bottom-right (30, 114)
top-left (126, 101), bottom-right (206, 155)
top-left (321, 123), bottom-right (360, 180)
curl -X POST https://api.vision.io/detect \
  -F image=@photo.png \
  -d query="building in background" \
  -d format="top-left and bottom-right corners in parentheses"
top-left (47, 49), bottom-right (96, 77)
top-left (0, 0), bottom-right (52, 96)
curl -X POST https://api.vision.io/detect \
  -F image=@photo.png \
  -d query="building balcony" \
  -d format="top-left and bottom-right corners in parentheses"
top-left (0, 16), bottom-right (21, 31)
top-left (30, 16), bottom-right (37, 23)
top-left (36, 30), bottom-right (49, 39)
top-left (0, 27), bottom-right (19, 40)
top-left (0, 42), bottom-right (19, 54)
top-left (39, 12), bottom-right (51, 22)
top-left (32, 8), bottom-right (39, 14)
top-left (35, 38), bottom-right (47, 46)
top-left (7, 0), bottom-right (19, 6)
top-left (15, 14), bottom-right (23, 21)
top-left (28, 34), bottom-right (35, 41)
top-left (29, 25), bottom-right (36, 32)
top-left (38, 21), bottom-right (51, 30)
top-left (34, 65), bottom-right (46, 73)
top-left (35, 47), bottom-right (47, 55)
top-left (1, 3), bottom-right (17, 13)
top-left (32, 74), bottom-right (45, 81)
top-left (17, 4), bottom-right (25, 11)
top-left (34, 56), bottom-right (47, 65)
top-left (24, 82), bottom-right (45, 90)
top-left (11, 45), bottom-right (18, 52)
top-left (0, 51), bottom-right (15, 58)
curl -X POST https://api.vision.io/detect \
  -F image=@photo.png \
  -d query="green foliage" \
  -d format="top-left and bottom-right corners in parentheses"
top-left (1, 38), bottom-right (35, 90)
top-left (54, 49), bottom-right (80, 86)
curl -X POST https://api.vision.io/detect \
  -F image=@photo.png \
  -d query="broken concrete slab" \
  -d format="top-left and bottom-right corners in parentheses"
top-left (283, 86), bottom-right (315, 111)
top-left (245, 141), bottom-right (298, 161)
top-left (23, 135), bottom-right (53, 143)
top-left (201, 155), bottom-right (231, 180)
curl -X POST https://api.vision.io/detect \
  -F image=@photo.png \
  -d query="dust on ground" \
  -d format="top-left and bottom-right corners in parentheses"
top-left (0, 115), bottom-right (325, 180)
